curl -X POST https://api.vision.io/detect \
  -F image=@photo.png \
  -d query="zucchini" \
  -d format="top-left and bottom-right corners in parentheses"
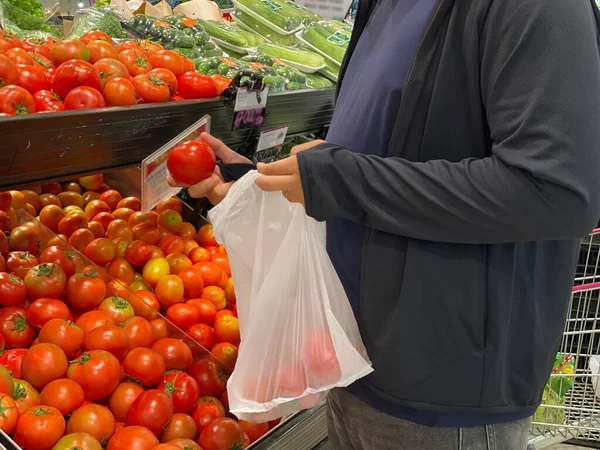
top-left (303, 23), bottom-right (349, 63)
top-left (234, 11), bottom-right (298, 46)
top-left (257, 43), bottom-right (326, 69)
top-left (236, 0), bottom-right (302, 31)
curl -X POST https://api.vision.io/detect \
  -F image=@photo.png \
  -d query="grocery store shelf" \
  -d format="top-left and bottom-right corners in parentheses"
top-left (0, 88), bottom-right (335, 189)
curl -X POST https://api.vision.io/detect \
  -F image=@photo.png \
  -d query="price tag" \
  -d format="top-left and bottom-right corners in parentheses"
top-left (253, 126), bottom-right (288, 164)
top-left (141, 115), bottom-right (211, 212)
top-left (232, 86), bottom-right (269, 131)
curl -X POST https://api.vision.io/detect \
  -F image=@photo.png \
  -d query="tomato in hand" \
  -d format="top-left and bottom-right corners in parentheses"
top-left (103, 76), bottom-right (137, 106)
top-left (12, 379), bottom-right (39, 414)
top-left (126, 389), bottom-right (174, 436)
top-left (94, 58), bottom-right (129, 86)
top-left (53, 59), bottom-right (102, 99)
top-left (198, 417), bottom-right (244, 450)
top-left (133, 73), bottom-right (170, 103)
top-left (0, 306), bottom-right (35, 348)
top-left (66, 270), bottom-right (107, 310)
top-left (158, 371), bottom-right (199, 414)
top-left (39, 245), bottom-right (77, 278)
top-left (67, 350), bottom-right (122, 400)
top-left (65, 86), bottom-right (106, 110)
top-left (187, 359), bottom-right (228, 397)
top-left (106, 424), bottom-right (159, 450)
top-left (14, 405), bottom-right (65, 449)
top-left (123, 347), bottom-right (165, 387)
top-left (149, 50), bottom-right (184, 76)
top-left (0, 348), bottom-right (25, 378)
top-left (39, 318), bottom-right (83, 360)
top-left (21, 343), bottom-right (68, 390)
top-left (167, 139), bottom-right (216, 185)
top-left (0, 272), bottom-right (26, 306)
top-left (0, 85), bottom-right (34, 114)
top-left (177, 72), bottom-right (217, 100)
top-left (0, 54), bottom-right (18, 88)
top-left (40, 378), bottom-right (84, 416)
top-left (108, 382), bottom-right (144, 422)
top-left (67, 403), bottom-right (116, 443)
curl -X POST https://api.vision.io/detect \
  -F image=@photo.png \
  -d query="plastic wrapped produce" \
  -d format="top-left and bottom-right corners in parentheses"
top-left (256, 43), bottom-right (325, 72)
top-left (232, 11), bottom-right (299, 47)
top-left (209, 171), bottom-right (373, 422)
top-left (234, 0), bottom-right (303, 33)
top-left (300, 20), bottom-right (351, 64)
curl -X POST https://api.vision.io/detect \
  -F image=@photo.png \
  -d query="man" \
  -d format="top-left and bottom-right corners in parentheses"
top-left (174, 0), bottom-right (600, 448)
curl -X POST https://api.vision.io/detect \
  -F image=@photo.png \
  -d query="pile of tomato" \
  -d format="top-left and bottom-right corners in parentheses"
top-left (0, 175), bottom-right (277, 450)
top-left (0, 30), bottom-right (228, 116)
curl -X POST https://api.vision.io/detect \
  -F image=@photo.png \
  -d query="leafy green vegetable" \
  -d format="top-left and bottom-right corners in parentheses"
top-left (67, 7), bottom-right (128, 39)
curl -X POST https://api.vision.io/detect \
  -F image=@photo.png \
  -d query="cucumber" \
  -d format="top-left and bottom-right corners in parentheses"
top-left (303, 24), bottom-right (348, 63)
top-left (197, 19), bottom-right (249, 47)
top-left (305, 72), bottom-right (334, 89)
top-left (236, 0), bottom-right (302, 31)
top-left (257, 43), bottom-right (326, 69)
top-left (234, 11), bottom-right (298, 46)
top-left (272, 0), bottom-right (321, 25)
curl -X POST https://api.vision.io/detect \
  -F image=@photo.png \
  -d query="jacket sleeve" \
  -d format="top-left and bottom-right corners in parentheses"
top-left (297, 0), bottom-right (600, 244)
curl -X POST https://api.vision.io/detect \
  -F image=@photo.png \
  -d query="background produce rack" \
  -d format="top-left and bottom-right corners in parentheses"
top-left (0, 88), bottom-right (335, 189)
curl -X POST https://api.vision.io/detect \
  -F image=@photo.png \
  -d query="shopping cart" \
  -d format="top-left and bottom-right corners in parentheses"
top-left (528, 229), bottom-right (600, 448)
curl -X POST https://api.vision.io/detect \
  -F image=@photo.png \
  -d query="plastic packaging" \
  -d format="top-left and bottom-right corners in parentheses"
top-left (233, 0), bottom-right (302, 35)
top-left (256, 43), bottom-right (326, 73)
top-left (67, 7), bottom-right (128, 40)
top-left (231, 10), bottom-right (299, 47)
top-left (533, 353), bottom-right (576, 424)
top-left (209, 171), bottom-right (373, 422)
top-left (197, 19), bottom-right (264, 50)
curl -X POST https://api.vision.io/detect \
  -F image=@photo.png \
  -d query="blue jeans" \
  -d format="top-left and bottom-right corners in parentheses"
top-left (326, 388), bottom-right (531, 450)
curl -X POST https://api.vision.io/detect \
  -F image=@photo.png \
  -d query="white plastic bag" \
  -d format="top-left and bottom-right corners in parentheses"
top-left (209, 171), bottom-right (373, 422)
top-left (590, 355), bottom-right (600, 399)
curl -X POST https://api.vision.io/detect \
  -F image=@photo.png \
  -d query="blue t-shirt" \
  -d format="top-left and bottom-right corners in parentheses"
top-left (325, 0), bottom-right (533, 427)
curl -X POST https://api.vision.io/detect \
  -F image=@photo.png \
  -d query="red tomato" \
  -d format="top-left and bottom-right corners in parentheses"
top-left (0, 54), bottom-right (18, 87)
top-left (133, 73), bottom-right (170, 103)
top-left (303, 329), bottom-right (342, 385)
top-left (9, 224), bottom-right (39, 254)
top-left (166, 139), bottom-right (216, 185)
top-left (93, 211), bottom-right (116, 230)
top-left (157, 209), bottom-right (182, 234)
top-left (122, 316), bottom-right (155, 349)
top-left (98, 295), bottom-right (135, 324)
top-left (118, 49), bottom-right (152, 77)
top-left (105, 279), bottom-right (131, 299)
top-left (22, 38), bottom-right (50, 57)
top-left (88, 40), bottom-right (118, 63)
top-left (198, 417), bottom-right (244, 450)
top-left (0, 348), bottom-right (25, 378)
top-left (66, 403), bottom-right (116, 443)
top-left (177, 72), bottom-right (216, 100)
top-left (98, 189), bottom-right (121, 210)
top-left (160, 235), bottom-right (185, 256)
top-left (195, 262), bottom-right (223, 289)
top-left (106, 425), bottom-right (159, 450)
top-left (81, 31), bottom-right (112, 45)
top-left (186, 298), bottom-right (217, 326)
top-left (103, 76), bottom-right (137, 106)
top-left (139, 40), bottom-right (162, 57)
top-left (211, 342), bottom-right (238, 374)
top-left (185, 323), bottom-right (215, 355)
top-left (0, 31), bottom-right (22, 49)
top-left (75, 310), bottom-right (115, 334)
top-left (21, 343), bottom-right (68, 390)
top-left (67, 350), bottom-right (122, 401)
top-left (116, 40), bottom-right (142, 54)
top-left (166, 303), bottom-right (200, 331)
top-left (0, 85), bottom-right (34, 114)
top-left (158, 371), bottom-right (200, 414)
top-left (39, 245), bottom-right (77, 278)
top-left (156, 274), bottom-right (184, 307)
top-left (22, 263), bottom-right (65, 301)
top-left (108, 257), bottom-right (135, 284)
top-left (85, 199), bottom-right (110, 219)
top-left (0, 394), bottom-right (18, 435)
top-left (197, 224), bottom-right (218, 247)
top-left (125, 240), bottom-right (153, 266)
top-left (65, 86), bottom-right (106, 110)
top-left (16, 64), bottom-right (49, 94)
top-left (51, 40), bottom-right (90, 65)
top-left (94, 58), bottom-right (129, 86)
top-left (0, 365), bottom-right (13, 397)
top-left (128, 290), bottom-right (160, 321)
top-left (68, 228), bottom-right (96, 252)
top-left (58, 214), bottom-right (88, 236)
top-left (211, 254), bottom-right (231, 277)
top-left (84, 237), bottom-right (116, 265)
top-left (52, 432), bottom-right (103, 450)
top-left (123, 348), bottom-right (165, 387)
top-left (12, 378), bottom-right (40, 414)
top-left (132, 223), bottom-right (160, 245)
top-left (26, 298), bottom-right (71, 329)
top-left (150, 318), bottom-right (169, 341)
top-left (188, 247), bottom-right (211, 264)
top-left (108, 382), bottom-right (145, 422)
top-left (66, 271), bottom-right (107, 310)
top-left (146, 68), bottom-right (177, 96)
top-left (201, 285), bottom-right (227, 311)
top-left (0, 272), bottom-right (26, 306)
top-left (14, 406), bottom-right (65, 450)
top-left (126, 389), bottom-right (174, 436)
top-left (190, 401), bottom-right (224, 434)
top-left (159, 413), bottom-right (197, 442)
top-left (182, 57), bottom-right (195, 73)
top-left (187, 359), bottom-right (227, 397)
top-left (116, 196), bottom-right (141, 211)
top-left (239, 420), bottom-right (269, 444)
top-left (5, 48), bottom-right (33, 66)
top-left (40, 378), bottom-right (84, 416)
top-left (151, 338), bottom-right (193, 372)
top-left (83, 324), bottom-right (129, 361)
top-left (214, 315), bottom-right (240, 346)
top-left (39, 318), bottom-right (83, 359)
top-left (149, 50), bottom-right (184, 76)
top-left (53, 59), bottom-right (102, 99)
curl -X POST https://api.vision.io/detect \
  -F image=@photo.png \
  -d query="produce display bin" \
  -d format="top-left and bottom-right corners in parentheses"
top-left (0, 89), bottom-right (335, 190)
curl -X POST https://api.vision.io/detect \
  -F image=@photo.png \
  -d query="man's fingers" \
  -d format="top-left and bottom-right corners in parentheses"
top-left (187, 174), bottom-right (220, 198)
top-left (166, 174), bottom-right (188, 188)
top-left (207, 182), bottom-right (233, 205)
top-left (256, 157), bottom-right (298, 176)
top-left (290, 139), bottom-right (325, 155)
top-left (200, 132), bottom-right (247, 164)
top-left (255, 174), bottom-right (298, 192)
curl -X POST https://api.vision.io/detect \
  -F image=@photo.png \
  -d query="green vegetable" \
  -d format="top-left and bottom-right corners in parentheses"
top-left (234, 11), bottom-right (298, 46)
top-left (271, 0), bottom-right (321, 25)
top-left (198, 19), bottom-right (264, 48)
top-left (263, 74), bottom-right (285, 92)
top-left (67, 7), bottom-right (127, 40)
top-left (161, 28), bottom-right (196, 49)
top-left (256, 43), bottom-right (326, 69)
top-left (319, 58), bottom-right (340, 81)
top-left (303, 22), bottom-right (349, 64)
top-left (236, 0), bottom-right (302, 32)
top-left (305, 72), bottom-right (333, 89)
top-left (128, 14), bottom-right (156, 35)
top-left (2, 0), bottom-right (57, 33)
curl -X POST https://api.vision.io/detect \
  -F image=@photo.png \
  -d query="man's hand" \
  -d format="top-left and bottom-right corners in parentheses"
top-left (290, 139), bottom-right (324, 155)
top-left (256, 155), bottom-right (304, 206)
top-left (167, 132), bottom-right (250, 205)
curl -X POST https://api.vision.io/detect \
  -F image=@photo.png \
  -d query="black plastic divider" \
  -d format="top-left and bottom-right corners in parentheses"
top-left (0, 89), bottom-right (335, 189)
